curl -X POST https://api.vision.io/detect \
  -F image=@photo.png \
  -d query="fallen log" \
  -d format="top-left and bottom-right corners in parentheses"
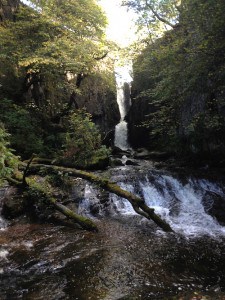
top-left (45, 194), bottom-right (98, 231)
top-left (28, 163), bottom-right (173, 232)
top-left (6, 171), bottom-right (98, 232)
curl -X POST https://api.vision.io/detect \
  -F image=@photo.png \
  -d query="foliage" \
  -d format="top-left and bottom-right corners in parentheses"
top-left (129, 0), bottom-right (225, 154)
top-left (0, 1), bottom-right (116, 163)
top-left (24, 176), bottom-right (57, 220)
top-left (47, 174), bottom-right (72, 192)
top-left (123, 0), bottom-right (180, 41)
top-left (0, 124), bottom-right (19, 184)
top-left (61, 110), bottom-right (111, 168)
top-left (0, 99), bottom-right (45, 157)
top-left (0, 1), bottom-right (108, 114)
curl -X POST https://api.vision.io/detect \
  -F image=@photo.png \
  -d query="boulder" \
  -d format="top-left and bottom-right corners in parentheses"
top-left (2, 187), bottom-right (26, 219)
top-left (134, 149), bottom-right (172, 160)
top-left (125, 159), bottom-right (139, 166)
top-left (111, 146), bottom-right (132, 157)
top-left (110, 158), bottom-right (124, 167)
top-left (202, 191), bottom-right (225, 225)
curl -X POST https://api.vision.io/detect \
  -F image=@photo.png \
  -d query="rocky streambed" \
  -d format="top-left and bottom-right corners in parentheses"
top-left (1, 161), bottom-right (225, 299)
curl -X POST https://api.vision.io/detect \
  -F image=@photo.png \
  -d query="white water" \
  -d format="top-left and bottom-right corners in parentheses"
top-left (0, 217), bottom-right (6, 231)
top-left (114, 67), bottom-right (132, 150)
top-left (110, 174), bottom-right (225, 236)
top-left (116, 86), bottom-right (129, 120)
top-left (114, 121), bottom-right (130, 151)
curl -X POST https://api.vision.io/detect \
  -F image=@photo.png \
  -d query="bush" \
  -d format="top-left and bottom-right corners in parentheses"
top-left (61, 110), bottom-right (111, 169)
top-left (0, 99), bottom-right (44, 157)
top-left (0, 124), bottom-right (19, 184)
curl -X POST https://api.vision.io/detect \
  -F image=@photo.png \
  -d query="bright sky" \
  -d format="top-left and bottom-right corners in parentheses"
top-left (99, 0), bottom-right (137, 47)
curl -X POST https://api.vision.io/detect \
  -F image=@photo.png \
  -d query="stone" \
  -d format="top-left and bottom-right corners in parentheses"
top-left (111, 148), bottom-right (133, 160)
top-left (134, 149), bottom-right (172, 160)
top-left (202, 191), bottom-right (225, 225)
top-left (2, 187), bottom-right (26, 219)
top-left (110, 158), bottom-right (124, 167)
top-left (125, 159), bottom-right (139, 166)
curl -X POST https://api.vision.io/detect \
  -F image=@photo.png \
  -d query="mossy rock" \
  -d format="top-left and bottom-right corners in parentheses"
top-left (2, 187), bottom-right (26, 219)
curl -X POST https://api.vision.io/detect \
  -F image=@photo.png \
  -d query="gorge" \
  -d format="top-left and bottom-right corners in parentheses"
top-left (1, 0), bottom-right (225, 299)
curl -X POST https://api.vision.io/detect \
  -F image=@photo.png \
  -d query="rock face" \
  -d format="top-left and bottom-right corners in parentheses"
top-left (123, 82), bottom-right (132, 118)
top-left (127, 96), bottom-right (155, 148)
top-left (178, 93), bottom-right (207, 137)
top-left (128, 86), bottom-right (225, 155)
top-left (77, 89), bottom-right (119, 133)
top-left (76, 76), bottom-right (120, 145)
top-left (177, 90), bottom-right (225, 155)
top-left (0, 0), bottom-right (19, 22)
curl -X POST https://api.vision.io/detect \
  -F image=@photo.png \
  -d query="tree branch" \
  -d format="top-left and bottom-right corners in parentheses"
top-left (94, 52), bottom-right (108, 61)
top-left (145, 0), bottom-right (176, 28)
top-left (22, 154), bottom-right (35, 186)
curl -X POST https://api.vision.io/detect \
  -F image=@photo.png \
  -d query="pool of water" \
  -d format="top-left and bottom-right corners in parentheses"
top-left (0, 217), bottom-right (225, 300)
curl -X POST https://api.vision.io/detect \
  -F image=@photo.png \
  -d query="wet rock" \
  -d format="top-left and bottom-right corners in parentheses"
top-left (202, 191), bottom-right (225, 225)
top-left (125, 159), bottom-right (139, 166)
top-left (134, 149), bottom-right (172, 160)
top-left (69, 179), bottom-right (85, 204)
top-left (110, 158), bottom-right (124, 167)
top-left (133, 148), bottom-right (151, 159)
top-left (2, 187), bottom-right (26, 219)
top-left (93, 190), bottom-right (111, 216)
top-left (111, 146), bottom-right (132, 157)
top-left (169, 197), bottom-right (181, 217)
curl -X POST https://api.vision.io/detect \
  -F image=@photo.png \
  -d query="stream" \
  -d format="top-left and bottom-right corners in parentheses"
top-left (1, 162), bottom-right (225, 300)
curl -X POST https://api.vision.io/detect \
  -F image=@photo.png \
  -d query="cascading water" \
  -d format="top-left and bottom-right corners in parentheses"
top-left (114, 65), bottom-right (132, 150)
top-left (139, 175), bottom-right (225, 236)
top-left (79, 165), bottom-right (225, 237)
top-left (1, 164), bottom-right (225, 299)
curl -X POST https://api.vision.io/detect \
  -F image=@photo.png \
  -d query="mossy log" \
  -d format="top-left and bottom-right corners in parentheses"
top-left (45, 195), bottom-right (98, 231)
top-left (6, 171), bottom-right (98, 232)
top-left (28, 164), bottom-right (173, 232)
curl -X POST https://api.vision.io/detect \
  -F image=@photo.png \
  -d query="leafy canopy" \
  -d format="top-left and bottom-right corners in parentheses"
top-left (129, 0), bottom-right (225, 153)
top-left (122, 0), bottom-right (180, 40)
top-left (0, 0), bottom-right (108, 112)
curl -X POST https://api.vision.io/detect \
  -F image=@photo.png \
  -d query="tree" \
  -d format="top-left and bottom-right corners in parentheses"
top-left (128, 0), bottom-right (225, 155)
top-left (60, 110), bottom-right (111, 169)
top-left (0, 0), bottom-right (116, 158)
top-left (0, 0), bottom-right (108, 116)
top-left (122, 0), bottom-right (180, 41)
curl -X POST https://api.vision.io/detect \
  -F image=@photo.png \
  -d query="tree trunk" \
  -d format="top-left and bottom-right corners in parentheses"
top-left (27, 163), bottom-right (174, 232)
top-left (46, 195), bottom-right (98, 231)
top-left (7, 166), bottom-right (98, 232)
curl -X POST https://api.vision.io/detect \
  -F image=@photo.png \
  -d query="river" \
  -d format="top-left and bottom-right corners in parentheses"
top-left (1, 161), bottom-right (225, 300)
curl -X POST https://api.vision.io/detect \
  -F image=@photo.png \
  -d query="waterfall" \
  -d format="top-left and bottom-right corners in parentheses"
top-left (138, 175), bottom-right (225, 236)
top-left (79, 166), bottom-right (225, 237)
top-left (114, 65), bottom-right (132, 150)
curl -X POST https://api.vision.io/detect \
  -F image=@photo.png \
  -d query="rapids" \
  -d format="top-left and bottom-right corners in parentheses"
top-left (1, 163), bottom-right (225, 299)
